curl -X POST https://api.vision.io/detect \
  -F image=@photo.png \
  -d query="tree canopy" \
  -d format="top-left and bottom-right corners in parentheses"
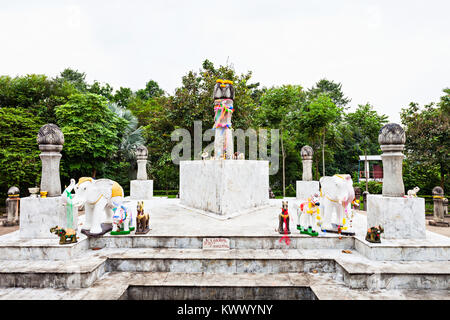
top-left (0, 63), bottom-right (447, 199)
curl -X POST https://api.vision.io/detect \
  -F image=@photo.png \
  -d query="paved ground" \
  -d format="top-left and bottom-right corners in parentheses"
top-left (0, 225), bottom-right (18, 236)
top-left (1, 200), bottom-right (449, 237)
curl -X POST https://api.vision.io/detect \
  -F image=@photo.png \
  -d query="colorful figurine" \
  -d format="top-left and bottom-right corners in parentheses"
top-left (319, 174), bottom-right (356, 236)
top-left (135, 201), bottom-right (150, 234)
top-left (297, 193), bottom-right (321, 236)
top-left (50, 226), bottom-right (77, 245)
top-left (365, 226), bottom-right (384, 243)
top-left (213, 79), bottom-right (235, 159)
top-left (63, 177), bottom-right (125, 237)
top-left (278, 201), bottom-right (291, 234)
top-left (111, 203), bottom-right (133, 235)
top-left (407, 186), bottom-right (420, 197)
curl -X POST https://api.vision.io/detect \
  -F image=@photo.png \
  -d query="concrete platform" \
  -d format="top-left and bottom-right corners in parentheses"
top-left (0, 198), bottom-right (449, 300)
top-left (1, 198), bottom-right (449, 261)
top-left (1, 271), bottom-right (448, 300)
top-left (179, 160), bottom-right (269, 217)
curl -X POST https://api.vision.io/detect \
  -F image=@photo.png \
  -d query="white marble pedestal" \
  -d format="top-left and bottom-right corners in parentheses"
top-left (19, 196), bottom-right (78, 239)
top-left (180, 160), bottom-right (269, 217)
top-left (130, 180), bottom-right (153, 200)
top-left (367, 195), bottom-right (426, 239)
top-left (296, 181), bottom-right (320, 200)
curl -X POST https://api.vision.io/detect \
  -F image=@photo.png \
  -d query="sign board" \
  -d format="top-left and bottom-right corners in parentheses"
top-left (202, 238), bottom-right (230, 250)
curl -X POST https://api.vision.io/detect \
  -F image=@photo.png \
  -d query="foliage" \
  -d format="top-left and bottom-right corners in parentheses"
top-left (401, 89), bottom-right (449, 189)
top-left (307, 79), bottom-right (351, 109)
top-left (336, 104), bottom-right (388, 185)
top-left (55, 93), bottom-right (127, 179)
top-left (0, 63), bottom-right (447, 202)
top-left (353, 180), bottom-right (383, 194)
top-left (299, 94), bottom-right (342, 178)
top-left (0, 108), bottom-right (43, 196)
top-left (136, 80), bottom-right (165, 100)
top-left (258, 85), bottom-right (305, 195)
top-left (0, 74), bottom-right (76, 122)
top-left (56, 68), bottom-right (87, 92)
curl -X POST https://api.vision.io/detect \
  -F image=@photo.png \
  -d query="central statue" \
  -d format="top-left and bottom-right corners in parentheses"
top-left (213, 79), bottom-right (235, 159)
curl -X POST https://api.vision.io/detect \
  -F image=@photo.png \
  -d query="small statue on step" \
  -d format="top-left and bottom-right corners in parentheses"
top-left (365, 225), bottom-right (384, 243)
top-left (50, 226), bottom-right (78, 245)
top-left (407, 186), bottom-right (420, 197)
top-left (135, 201), bottom-right (150, 234)
top-left (269, 188), bottom-right (276, 199)
top-left (278, 201), bottom-right (290, 234)
top-left (111, 203), bottom-right (133, 235)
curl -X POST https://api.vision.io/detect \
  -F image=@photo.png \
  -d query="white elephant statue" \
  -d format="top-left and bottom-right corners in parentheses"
top-left (319, 174), bottom-right (355, 234)
top-left (63, 177), bottom-right (125, 237)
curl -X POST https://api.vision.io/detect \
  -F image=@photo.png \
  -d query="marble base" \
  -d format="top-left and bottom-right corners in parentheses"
top-left (19, 196), bottom-right (78, 239)
top-left (367, 195), bottom-right (426, 239)
top-left (179, 160), bottom-right (269, 216)
top-left (296, 181), bottom-right (320, 200)
top-left (130, 180), bottom-right (153, 200)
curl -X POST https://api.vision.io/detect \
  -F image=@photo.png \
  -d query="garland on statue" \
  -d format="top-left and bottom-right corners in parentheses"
top-left (213, 99), bottom-right (234, 129)
top-left (65, 190), bottom-right (73, 230)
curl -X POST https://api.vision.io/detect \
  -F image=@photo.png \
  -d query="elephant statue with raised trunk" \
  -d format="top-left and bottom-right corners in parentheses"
top-left (62, 177), bottom-right (125, 237)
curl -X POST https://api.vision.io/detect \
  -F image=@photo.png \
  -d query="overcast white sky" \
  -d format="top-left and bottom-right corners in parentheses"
top-left (1, 0), bottom-right (449, 122)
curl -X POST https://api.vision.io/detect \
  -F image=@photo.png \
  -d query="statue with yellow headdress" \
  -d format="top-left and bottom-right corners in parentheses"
top-left (213, 79), bottom-right (235, 159)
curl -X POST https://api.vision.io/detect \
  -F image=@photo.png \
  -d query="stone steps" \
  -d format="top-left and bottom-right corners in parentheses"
top-left (1, 271), bottom-right (448, 300)
top-left (89, 234), bottom-right (355, 250)
top-left (0, 248), bottom-right (448, 291)
top-left (355, 236), bottom-right (450, 261)
top-left (0, 256), bottom-right (106, 289)
top-left (105, 248), bottom-right (336, 274)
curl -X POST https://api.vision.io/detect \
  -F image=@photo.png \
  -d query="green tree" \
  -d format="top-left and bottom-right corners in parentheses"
top-left (307, 79), bottom-right (351, 109)
top-left (56, 68), bottom-right (88, 92)
top-left (114, 87), bottom-right (134, 108)
top-left (299, 94), bottom-right (342, 178)
top-left (136, 80), bottom-right (165, 100)
top-left (0, 108), bottom-right (43, 197)
top-left (0, 74), bottom-right (76, 121)
top-left (88, 81), bottom-right (114, 101)
top-left (258, 85), bottom-right (305, 196)
top-left (345, 103), bottom-right (388, 191)
top-left (55, 93), bottom-right (127, 179)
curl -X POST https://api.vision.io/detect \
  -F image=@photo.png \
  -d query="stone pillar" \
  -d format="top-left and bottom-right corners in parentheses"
top-left (362, 191), bottom-right (369, 211)
top-left (37, 124), bottom-right (64, 197)
top-left (20, 124), bottom-right (77, 239)
top-left (379, 123), bottom-right (406, 197)
top-left (444, 198), bottom-right (448, 216)
top-left (429, 187), bottom-right (449, 227)
top-left (367, 123), bottom-right (426, 239)
top-left (4, 186), bottom-right (20, 226)
top-left (135, 145), bottom-right (148, 180)
top-left (130, 145), bottom-right (153, 200)
top-left (301, 146), bottom-right (313, 181)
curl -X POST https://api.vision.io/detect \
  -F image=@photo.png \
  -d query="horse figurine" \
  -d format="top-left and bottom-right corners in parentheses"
top-left (135, 201), bottom-right (150, 234)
